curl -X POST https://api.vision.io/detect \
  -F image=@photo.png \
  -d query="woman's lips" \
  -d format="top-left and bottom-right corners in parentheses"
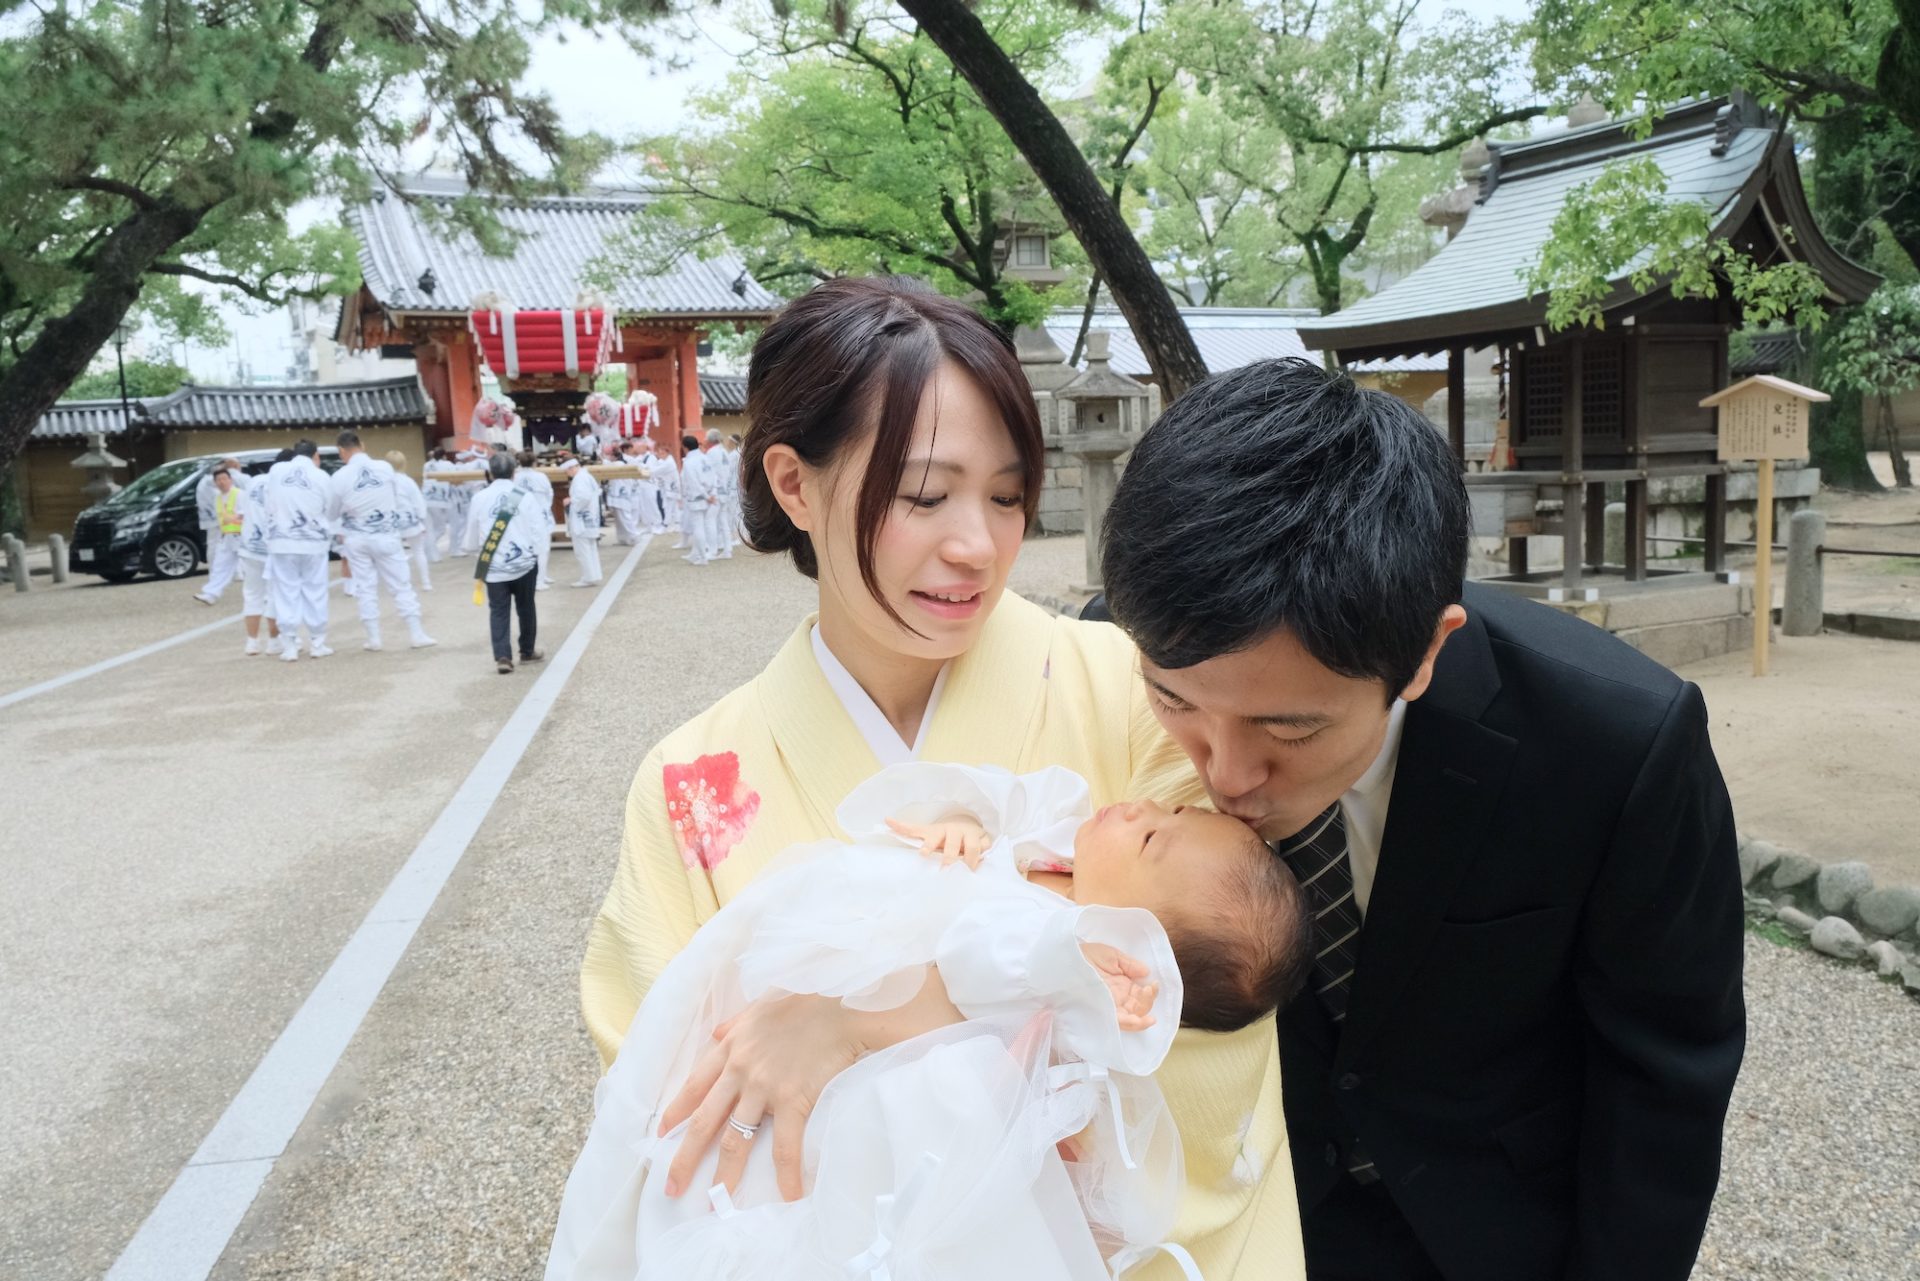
top-left (908, 588), bottom-right (984, 620)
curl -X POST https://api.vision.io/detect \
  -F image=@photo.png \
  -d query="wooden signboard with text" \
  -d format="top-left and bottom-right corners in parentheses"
top-left (1699, 375), bottom-right (1829, 676)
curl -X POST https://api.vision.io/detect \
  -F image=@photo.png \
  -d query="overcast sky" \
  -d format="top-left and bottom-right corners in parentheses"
top-left (181, 0), bottom-right (1537, 382)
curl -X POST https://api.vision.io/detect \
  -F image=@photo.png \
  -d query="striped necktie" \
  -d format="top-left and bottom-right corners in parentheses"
top-left (1274, 802), bottom-right (1379, 1183)
top-left (1273, 802), bottom-right (1360, 1022)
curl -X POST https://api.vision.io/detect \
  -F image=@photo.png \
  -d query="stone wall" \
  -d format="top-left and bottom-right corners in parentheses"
top-left (1741, 835), bottom-right (1920, 995)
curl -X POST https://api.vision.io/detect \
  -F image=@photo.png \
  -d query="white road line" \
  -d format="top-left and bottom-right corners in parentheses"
top-left (105, 538), bottom-right (651, 1281)
top-left (0, 611), bottom-right (244, 713)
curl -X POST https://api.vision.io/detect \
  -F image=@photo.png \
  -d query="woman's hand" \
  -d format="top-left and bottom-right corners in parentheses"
top-left (1082, 942), bottom-right (1157, 1032)
top-left (887, 815), bottom-right (990, 868)
top-left (656, 993), bottom-right (863, 1203)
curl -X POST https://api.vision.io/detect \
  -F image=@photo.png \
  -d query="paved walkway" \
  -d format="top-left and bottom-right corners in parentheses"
top-left (1, 536), bottom-right (1913, 1280)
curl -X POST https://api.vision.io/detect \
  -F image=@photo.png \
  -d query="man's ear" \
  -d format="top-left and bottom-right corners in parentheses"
top-left (761, 444), bottom-right (816, 534)
top-left (1397, 604), bottom-right (1468, 704)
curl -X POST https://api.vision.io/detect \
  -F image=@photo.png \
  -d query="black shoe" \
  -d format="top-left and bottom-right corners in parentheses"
top-left (520, 649), bottom-right (544, 663)
top-left (496, 658), bottom-right (514, 674)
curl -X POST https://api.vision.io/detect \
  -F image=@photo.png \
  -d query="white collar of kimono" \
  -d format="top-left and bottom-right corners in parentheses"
top-left (810, 623), bottom-right (951, 767)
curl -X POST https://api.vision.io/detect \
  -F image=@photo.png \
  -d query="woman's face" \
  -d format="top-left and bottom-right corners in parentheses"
top-left (811, 360), bottom-right (1029, 666)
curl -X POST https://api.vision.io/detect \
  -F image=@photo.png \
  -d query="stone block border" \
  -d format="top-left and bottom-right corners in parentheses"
top-left (1739, 834), bottom-right (1920, 998)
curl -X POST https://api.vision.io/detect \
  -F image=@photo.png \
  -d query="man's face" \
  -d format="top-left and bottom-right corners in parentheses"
top-left (213, 471), bottom-right (233, 492)
top-left (1141, 611), bottom-right (1463, 843)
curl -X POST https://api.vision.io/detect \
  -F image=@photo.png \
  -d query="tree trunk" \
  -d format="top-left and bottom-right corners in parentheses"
top-left (1805, 114), bottom-right (1881, 490)
top-left (0, 202), bottom-right (204, 474)
top-left (1070, 274), bottom-right (1102, 366)
top-left (894, 0), bottom-right (1208, 397)
top-left (1880, 395), bottom-right (1913, 486)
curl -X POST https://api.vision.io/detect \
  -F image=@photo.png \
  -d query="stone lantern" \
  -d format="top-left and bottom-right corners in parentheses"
top-left (1058, 332), bottom-right (1152, 592)
top-left (71, 431), bottom-right (128, 506)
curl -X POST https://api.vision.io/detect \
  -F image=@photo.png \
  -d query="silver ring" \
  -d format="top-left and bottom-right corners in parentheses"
top-left (726, 1116), bottom-right (760, 1140)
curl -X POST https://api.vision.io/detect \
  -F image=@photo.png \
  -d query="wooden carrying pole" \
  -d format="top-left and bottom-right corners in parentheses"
top-left (1752, 458), bottom-right (1774, 676)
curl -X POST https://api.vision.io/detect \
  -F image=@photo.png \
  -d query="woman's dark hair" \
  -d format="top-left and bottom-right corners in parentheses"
top-left (741, 276), bottom-right (1045, 627)
top-left (1102, 357), bottom-right (1469, 699)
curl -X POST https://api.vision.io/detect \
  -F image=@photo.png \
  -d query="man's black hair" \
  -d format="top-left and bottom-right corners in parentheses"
top-left (681, 434), bottom-right (699, 452)
top-left (274, 448), bottom-right (295, 464)
top-left (293, 439), bottom-right (318, 459)
top-left (1102, 357), bottom-right (1469, 696)
top-left (336, 430), bottom-right (362, 450)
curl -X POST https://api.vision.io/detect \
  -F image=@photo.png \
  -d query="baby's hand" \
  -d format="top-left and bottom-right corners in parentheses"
top-left (886, 816), bottom-right (990, 869)
top-left (1081, 942), bottom-right (1157, 1032)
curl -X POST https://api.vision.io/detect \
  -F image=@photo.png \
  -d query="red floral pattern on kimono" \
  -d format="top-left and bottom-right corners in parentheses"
top-left (663, 752), bottom-right (761, 871)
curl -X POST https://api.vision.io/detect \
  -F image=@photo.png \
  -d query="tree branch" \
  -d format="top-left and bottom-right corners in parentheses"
top-left (62, 177), bottom-right (161, 211)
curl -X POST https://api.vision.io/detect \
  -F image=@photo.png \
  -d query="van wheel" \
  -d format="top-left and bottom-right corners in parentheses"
top-left (151, 535), bottom-right (200, 579)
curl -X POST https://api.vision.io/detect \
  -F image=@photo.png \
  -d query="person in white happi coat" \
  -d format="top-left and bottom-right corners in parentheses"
top-left (572, 425), bottom-right (598, 460)
top-left (326, 431), bottom-right (436, 652)
top-left (654, 439), bottom-right (683, 541)
top-left (449, 449), bottom-right (485, 556)
top-left (468, 453), bottom-right (548, 674)
top-left (605, 439), bottom-right (647, 545)
top-left (697, 428), bottom-right (733, 560)
top-left (562, 457), bottom-right (604, 586)
top-left (512, 451), bottom-right (557, 590)
top-left (260, 440), bottom-right (335, 660)
top-left (386, 450), bottom-right (434, 593)
top-left (676, 432), bottom-right (714, 565)
top-left (193, 458), bottom-right (247, 605)
top-left (421, 450), bottom-right (453, 560)
top-left (722, 433), bottom-right (745, 548)
top-left (236, 455), bottom-right (283, 656)
top-left (633, 436), bottom-right (667, 534)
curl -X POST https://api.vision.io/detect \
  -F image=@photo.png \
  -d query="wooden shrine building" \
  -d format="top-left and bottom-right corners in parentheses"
top-left (1298, 94), bottom-right (1878, 593)
top-left (336, 177), bottom-right (780, 449)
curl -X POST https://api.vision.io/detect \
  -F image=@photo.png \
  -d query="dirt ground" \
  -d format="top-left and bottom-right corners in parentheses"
top-left (1802, 456), bottom-right (1920, 619)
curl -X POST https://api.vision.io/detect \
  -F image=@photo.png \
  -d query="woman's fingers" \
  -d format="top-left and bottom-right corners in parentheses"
top-left (659, 1037), bottom-right (729, 1135)
top-left (664, 1072), bottom-right (739, 1198)
top-left (773, 1095), bottom-right (813, 1201)
top-left (710, 1089), bottom-right (769, 1196)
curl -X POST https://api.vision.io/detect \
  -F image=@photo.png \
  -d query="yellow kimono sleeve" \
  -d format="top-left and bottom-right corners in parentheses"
top-left (580, 747), bottom-right (718, 1069)
top-left (1123, 653), bottom-right (1209, 808)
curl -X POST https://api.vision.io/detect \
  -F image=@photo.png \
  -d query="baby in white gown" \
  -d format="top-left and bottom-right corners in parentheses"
top-left (547, 762), bottom-right (1308, 1281)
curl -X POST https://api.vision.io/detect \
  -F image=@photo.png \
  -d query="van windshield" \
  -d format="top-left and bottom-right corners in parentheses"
top-left (99, 459), bottom-right (201, 509)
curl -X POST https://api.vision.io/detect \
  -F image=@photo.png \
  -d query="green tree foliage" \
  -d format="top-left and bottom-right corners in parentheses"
top-left (1823, 285), bottom-right (1920, 485)
top-left (629, 0), bottom-right (1104, 329)
top-left (1152, 0), bottom-right (1544, 314)
top-left (65, 358), bottom-right (193, 401)
top-left (0, 0), bottom-right (641, 473)
top-left (1534, 0), bottom-right (1920, 488)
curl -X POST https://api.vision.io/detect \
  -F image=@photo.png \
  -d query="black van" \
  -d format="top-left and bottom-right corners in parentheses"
top-left (68, 448), bottom-right (342, 583)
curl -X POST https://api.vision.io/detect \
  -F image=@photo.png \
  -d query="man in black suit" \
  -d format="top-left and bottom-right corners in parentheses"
top-left (1097, 358), bottom-right (1745, 1281)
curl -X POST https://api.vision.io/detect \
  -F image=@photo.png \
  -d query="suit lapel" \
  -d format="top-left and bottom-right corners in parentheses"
top-left (1335, 602), bottom-right (1516, 1062)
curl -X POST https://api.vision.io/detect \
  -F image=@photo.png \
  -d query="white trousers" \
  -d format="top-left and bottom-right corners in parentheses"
top-left (342, 535), bottom-right (422, 628)
top-left (240, 554), bottom-right (275, 620)
top-left (702, 502), bottom-right (729, 558)
top-left (205, 532), bottom-right (243, 599)
top-left (408, 534), bottom-right (433, 590)
top-left (640, 484), bottom-right (666, 533)
top-left (449, 494), bottom-right (474, 554)
top-left (612, 504), bottom-right (644, 544)
top-left (537, 521), bottom-right (554, 586)
top-left (680, 499), bottom-right (707, 563)
top-left (424, 504), bottom-right (450, 560)
top-left (268, 551), bottom-right (329, 639)
top-left (573, 529), bottom-right (603, 583)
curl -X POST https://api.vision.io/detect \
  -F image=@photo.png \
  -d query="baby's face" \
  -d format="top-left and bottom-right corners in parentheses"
top-left (1070, 800), bottom-right (1259, 912)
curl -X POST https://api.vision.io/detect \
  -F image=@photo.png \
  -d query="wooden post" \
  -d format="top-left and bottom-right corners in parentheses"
top-left (679, 332), bottom-right (704, 434)
top-left (1624, 478), bottom-right (1648, 581)
top-left (446, 331), bottom-right (482, 447)
top-left (1752, 457), bottom-right (1774, 676)
top-left (1585, 481), bottom-right (1606, 569)
top-left (1561, 335), bottom-right (1585, 590)
top-left (1447, 344), bottom-right (1466, 466)
top-left (1704, 472), bottom-right (1728, 572)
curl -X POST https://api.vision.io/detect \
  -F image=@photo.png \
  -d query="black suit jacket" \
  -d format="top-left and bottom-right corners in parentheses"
top-left (1279, 581), bottom-right (1746, 1280)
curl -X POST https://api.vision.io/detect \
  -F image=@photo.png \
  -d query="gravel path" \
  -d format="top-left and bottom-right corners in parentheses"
top-left (1694, 936), bottom-right (1920, 1281)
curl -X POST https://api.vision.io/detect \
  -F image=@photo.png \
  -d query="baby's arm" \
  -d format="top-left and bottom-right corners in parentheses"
top-left (886, 815), bottom-right (991, 869)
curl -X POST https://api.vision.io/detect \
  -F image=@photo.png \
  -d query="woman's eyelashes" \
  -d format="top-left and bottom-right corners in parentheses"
top-left (896, 492), bottom-right (1026, 511)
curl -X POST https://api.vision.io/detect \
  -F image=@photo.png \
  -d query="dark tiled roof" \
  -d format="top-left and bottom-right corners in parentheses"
top-left (347, 177), bottom-right (782, 318)
top-left (32, 377), bottom-right (431, 441)
top-left (1731, 328), bottom-right (1807, 376)
top-left (142, 376), bottom-right (431, 428)
top-left (699, 373), bottom-right (748, 414)
top-left (1298, 96), bottom-right (1876, 357)
top-left (1038, 308), bottom-right (1445, 378)
top-left (31, 399), bottom-right (147, 442)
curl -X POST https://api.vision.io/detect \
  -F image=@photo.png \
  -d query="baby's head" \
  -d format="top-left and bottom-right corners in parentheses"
top-left (1072, 800), bottom-right (1311, 1033)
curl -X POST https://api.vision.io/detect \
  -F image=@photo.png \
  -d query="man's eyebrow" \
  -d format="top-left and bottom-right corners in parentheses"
top-left (1249, 711), bottom-right (1333, 730)
top-left (1143, 675), bottom-right (1194, 705)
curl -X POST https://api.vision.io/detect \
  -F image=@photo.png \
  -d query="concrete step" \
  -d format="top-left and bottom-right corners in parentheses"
top-left (1614, 613), bottom-right (1756, 669)
top-left (1598, 582), bottom-right (1752, 630)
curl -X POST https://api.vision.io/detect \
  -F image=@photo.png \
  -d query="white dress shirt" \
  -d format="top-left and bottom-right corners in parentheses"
top-left (1340, 697), bottom-right (1406, 919)
top-left (811, 624), bottom-right (951, 768)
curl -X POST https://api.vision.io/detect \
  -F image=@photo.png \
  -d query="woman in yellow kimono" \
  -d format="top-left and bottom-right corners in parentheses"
top-left (579, 277), bottom-right (1305, 1281)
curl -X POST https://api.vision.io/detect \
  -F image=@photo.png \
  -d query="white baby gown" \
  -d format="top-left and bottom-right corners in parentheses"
top-left (547, 763), bottom-right (1193, 1281)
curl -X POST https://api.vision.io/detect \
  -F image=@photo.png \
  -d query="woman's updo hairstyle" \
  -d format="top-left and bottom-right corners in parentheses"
top-left (741, 276), bottom-right (1045, 605)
